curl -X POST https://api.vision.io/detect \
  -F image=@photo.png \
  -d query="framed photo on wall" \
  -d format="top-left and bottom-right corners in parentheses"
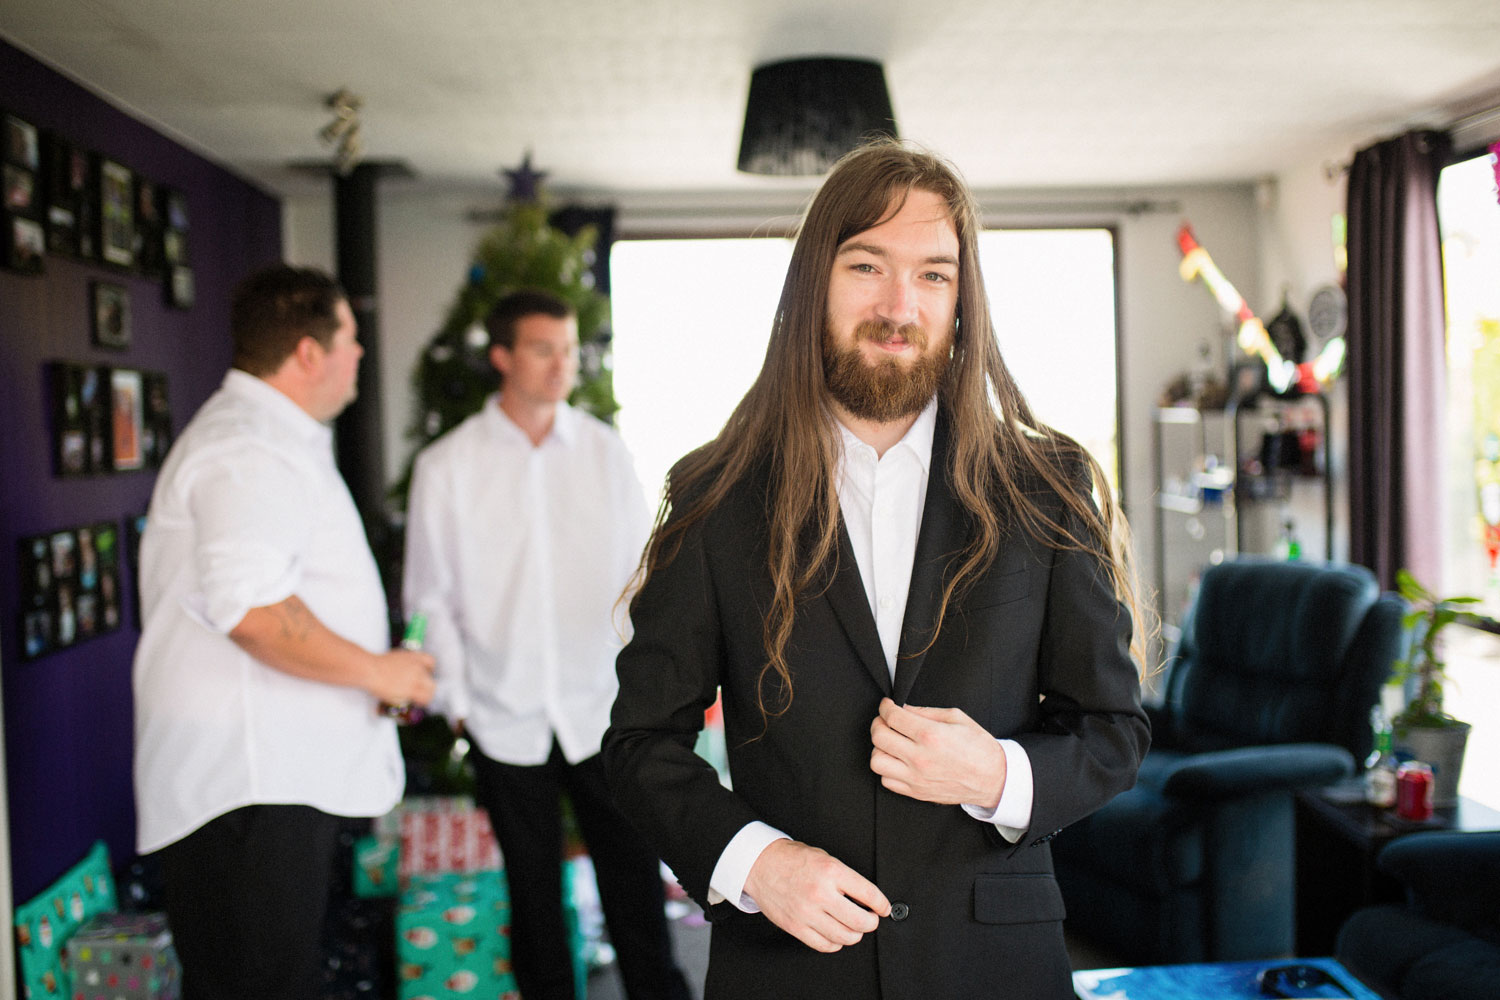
top-left (90, 281), bottom-right (131, 350)
top-left (4, 114), bottom-right (40, 171)
top-left (6, 215), bottom-right (44, 273)
top-left (18, 533), bottom-right (54, 660)
top-left (141, 371), bottom-right (172, 467)
top-left (134, 175), bottom-right (163, 276)
top-left (98, 157), bottom-right (135, 267)
top-left (110, 367), bottom-right (144, 471)
top-left (50, 362), bottom-right (112, 477)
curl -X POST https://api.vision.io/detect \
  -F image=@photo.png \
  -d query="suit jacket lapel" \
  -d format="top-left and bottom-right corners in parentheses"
top-left (824, 519), bottom-right (893, 696)
top-left (894, 416), bottom-right (966, 704)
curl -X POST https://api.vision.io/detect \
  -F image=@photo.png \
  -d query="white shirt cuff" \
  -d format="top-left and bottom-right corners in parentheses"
top-left (961, 738), bottom-right (1033, 843)
top-left (707, 821), bottom-right (790, 912)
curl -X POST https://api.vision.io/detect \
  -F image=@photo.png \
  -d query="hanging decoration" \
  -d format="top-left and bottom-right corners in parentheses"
top-left (1176, 223), bottom-right (1346, 396)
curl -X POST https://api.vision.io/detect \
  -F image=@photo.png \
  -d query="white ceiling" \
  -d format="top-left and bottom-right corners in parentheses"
top-left (3, 0), bottom-right (1500, 200)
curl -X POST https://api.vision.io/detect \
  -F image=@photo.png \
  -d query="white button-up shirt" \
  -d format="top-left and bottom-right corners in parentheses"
top-left (133, 370), bottom-right (404, 853)
top-left (710, 400), bottom-right (1035, 909)
top-left (402, 395), bottom-right (652, 765)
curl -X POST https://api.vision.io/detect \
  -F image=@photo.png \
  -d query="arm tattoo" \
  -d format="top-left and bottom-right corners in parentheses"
top-left (273, 596), bottom-right (317, 642)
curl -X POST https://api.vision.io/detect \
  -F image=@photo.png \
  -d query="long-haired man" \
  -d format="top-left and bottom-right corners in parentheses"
top-left (605, 140), bottom-right (1150, 999)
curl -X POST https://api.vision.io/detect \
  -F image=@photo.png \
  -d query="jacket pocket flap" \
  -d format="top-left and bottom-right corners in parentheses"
top-left (973, 873), bottom-right (1066, 925)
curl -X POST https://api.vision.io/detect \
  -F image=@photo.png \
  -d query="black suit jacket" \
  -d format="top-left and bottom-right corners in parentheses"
top-left (605, 420), bottom-right (1150, 1000)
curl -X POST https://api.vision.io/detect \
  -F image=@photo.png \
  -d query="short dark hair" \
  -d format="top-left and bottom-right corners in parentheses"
top-left (230, 265), bottom-right (345, 376)
top-left (484, 289), bottom-right (574, 350)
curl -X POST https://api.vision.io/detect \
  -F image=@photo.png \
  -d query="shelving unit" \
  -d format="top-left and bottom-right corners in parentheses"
top-left (1154, 395), bottom-right (1333, 635)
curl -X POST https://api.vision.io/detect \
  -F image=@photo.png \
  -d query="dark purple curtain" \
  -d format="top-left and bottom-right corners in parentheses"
top-left (1346, 129), bottom-right (1451, 590)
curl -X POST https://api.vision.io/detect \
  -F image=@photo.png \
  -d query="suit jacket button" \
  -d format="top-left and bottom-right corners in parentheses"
top-left (890, 902), bottom-right (910, 921)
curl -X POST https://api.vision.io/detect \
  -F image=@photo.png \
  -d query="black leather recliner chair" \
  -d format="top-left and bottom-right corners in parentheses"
top-left (1053, 558), bottom-right (1407, 964)
top-left (1337, 831), bottom-right (1500, 1000)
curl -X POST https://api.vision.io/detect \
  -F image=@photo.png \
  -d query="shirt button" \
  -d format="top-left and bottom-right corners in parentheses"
top-left (890, 902), bottom-right (910, 921)
top-left (878, 595), bottom-right (893, 610)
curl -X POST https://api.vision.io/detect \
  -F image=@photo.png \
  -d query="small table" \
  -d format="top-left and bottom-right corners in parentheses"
top-left (1294, 782), bottom-right (1500, 954)
top-left (1073, 957), bottom-right (1379, 999)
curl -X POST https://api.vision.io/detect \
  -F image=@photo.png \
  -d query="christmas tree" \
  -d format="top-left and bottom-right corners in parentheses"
top-left (391, 156), bottom-right (613, 510)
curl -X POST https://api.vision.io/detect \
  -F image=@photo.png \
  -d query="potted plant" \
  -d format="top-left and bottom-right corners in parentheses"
top-left (1390, 570), bottom-right (1483, 806)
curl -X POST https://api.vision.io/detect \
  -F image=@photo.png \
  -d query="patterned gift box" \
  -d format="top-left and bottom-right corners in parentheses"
top-left (14, 841), bottom-right (117, 998)
top-left (395, 872), bottom-right (517, 999)
top-left (66, 911), bottom-right (181, 1000)
top-left (374, 797), bottom-right (503, 878)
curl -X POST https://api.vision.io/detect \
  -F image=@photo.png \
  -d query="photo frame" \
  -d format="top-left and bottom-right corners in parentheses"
top-left (50, 363), bottom-right (112, 477)
top-left (133, 174), bottom-right (163, 276)
top-left (98, 157), bottom-right (135, 267)
top-left (4, 113), bottom-right (39, 170)
top-left (141, 371), bottom-right (172, 468)
top-left (5, 163), bottom-right (35, 212)
top-left (19, 534), bottom-right (54, 660)
top-left (49, 528), bottom-right (79, 648)
top-left (6, 214), bottom-right (44, 273)
top-left (110, 367), bottom-right (144, 471)
top-left (167, 264), bottom-right (195, 309)
top-left (16, 519), bottom-right (126, 660)
top-left (126, 513), bottom-right (147, 628)
top-left (90, 281), bottom-right (131, 350)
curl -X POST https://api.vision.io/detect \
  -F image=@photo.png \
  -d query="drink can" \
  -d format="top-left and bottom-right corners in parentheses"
top-left (1395, 761), bottom-right (1434, 821)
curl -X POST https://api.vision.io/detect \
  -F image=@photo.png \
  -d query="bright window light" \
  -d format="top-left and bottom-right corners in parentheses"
top-left (610, 229), bottom-right (1118, 511)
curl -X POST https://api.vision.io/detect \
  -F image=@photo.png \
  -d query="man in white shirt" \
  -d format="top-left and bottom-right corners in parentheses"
top-left (403, 290), bottom-right (689, 1000)
top-left (134, 265), bottom-right (436, 1000)
top-left (605, 141), bottom-right (1151, 999)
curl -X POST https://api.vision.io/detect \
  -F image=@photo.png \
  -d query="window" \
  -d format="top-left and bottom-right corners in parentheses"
top-left (1437, 148), bottom-right (1500, 807)
top-left (610, 229), bottom-right (1119, 511)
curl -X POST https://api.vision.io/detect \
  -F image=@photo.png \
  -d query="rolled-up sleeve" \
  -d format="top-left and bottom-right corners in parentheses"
top-left (187, 444), bottom-right (312, 633)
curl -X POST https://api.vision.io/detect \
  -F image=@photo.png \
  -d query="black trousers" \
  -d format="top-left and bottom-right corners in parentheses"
top-left (155, 803), bottom-right (340, 1000)
top-left (471, 739), bottom-right (691, 1000)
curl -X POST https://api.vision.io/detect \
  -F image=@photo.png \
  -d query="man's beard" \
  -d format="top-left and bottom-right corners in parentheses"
top-left (823, 319), bottom-right (952, 423)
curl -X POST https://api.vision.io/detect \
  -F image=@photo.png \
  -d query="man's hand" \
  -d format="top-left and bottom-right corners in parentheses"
top-left (365, 648), bottom-right (436, 708)
top-left (869, 698), bottom-right (1006, 809)
top-left (743, 839), bottom-right (890, 953)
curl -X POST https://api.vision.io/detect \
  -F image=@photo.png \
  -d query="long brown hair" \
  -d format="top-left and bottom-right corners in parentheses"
top-left (630, 139), bottom-right (1147, 719)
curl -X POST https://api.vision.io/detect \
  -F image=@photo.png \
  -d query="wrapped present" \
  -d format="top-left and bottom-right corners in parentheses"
top-left (66, 911), bottom-right (181, 1000)
top-left (14, 840), bottom-right (117, 999)
top-left (395, 873), bottom-right (517, 999)
top-left (353, 835), bottom-right (401, 899)
top-left (373, 797), bottom-right (503, 878)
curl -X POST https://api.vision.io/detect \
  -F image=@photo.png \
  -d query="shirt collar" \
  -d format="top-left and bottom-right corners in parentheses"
top-left (222, 368), bottom-right (332, 447)
top-left (486, 393), bottom-right (578, 445)
top-left (834, 396), bottom-right (938, 473)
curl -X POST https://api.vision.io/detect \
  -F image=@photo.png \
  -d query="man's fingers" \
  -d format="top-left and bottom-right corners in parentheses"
top-left (836, 869), bottom-right (892, 920)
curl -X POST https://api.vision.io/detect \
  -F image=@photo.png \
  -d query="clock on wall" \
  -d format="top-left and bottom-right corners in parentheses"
top-left (1308, 284), bottom-right (1347, 344)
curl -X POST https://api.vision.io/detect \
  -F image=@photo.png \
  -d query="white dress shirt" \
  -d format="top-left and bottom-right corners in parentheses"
top-left (133, 370), bottom-right (404, 854)
top-left (709, 400), bottom-right (1035, 910)
top-left (403, 395), bottom-right (652, 765)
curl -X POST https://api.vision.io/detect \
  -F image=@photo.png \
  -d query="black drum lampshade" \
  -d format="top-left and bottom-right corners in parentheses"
top-left (736, 57), bottom-right (898, 176)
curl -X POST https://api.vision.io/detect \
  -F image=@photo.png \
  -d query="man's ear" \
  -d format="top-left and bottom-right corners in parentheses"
top-left (488, 344), bottom-right (510, 377)
top-left (293, 334), bottom-right (325, 372)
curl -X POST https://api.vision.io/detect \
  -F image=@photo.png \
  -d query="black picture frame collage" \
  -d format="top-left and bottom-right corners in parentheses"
top-left (3, 108), bottom-right (193, 307)
top-left (18, 522), bottom-right (126, 661)
top-left (51, 362), bottom-right (172, 477)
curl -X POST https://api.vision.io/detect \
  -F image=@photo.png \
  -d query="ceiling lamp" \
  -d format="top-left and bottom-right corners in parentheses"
top-left (737, 57), bottom-right (898, 176)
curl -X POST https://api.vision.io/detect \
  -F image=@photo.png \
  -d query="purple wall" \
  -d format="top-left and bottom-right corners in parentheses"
top-left (1, 38), bottom-right (282, 900)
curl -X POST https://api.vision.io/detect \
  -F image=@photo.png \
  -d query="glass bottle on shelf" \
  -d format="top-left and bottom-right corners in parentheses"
top-left (1274, 517), bottom-right (1302, 560)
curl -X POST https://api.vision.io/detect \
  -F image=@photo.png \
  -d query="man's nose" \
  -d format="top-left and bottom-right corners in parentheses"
top-left (876, 277), bottom-right (919, 326)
